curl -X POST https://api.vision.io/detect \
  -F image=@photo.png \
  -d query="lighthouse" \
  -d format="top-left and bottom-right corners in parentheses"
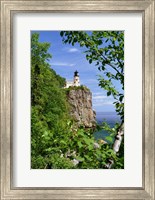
top-left (64, 70), bottom-right (80, 88)
top-left (73, 70), bottom-right (80, 86)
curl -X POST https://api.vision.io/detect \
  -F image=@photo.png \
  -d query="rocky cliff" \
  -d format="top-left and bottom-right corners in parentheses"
top-left (66, 86), bottom-right (96, 128)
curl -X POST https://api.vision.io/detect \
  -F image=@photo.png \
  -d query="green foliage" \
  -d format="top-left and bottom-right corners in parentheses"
top-left (101, 122), bottom-right (120, 143)
top-left (31, 33), bottom-right (72, 168)
top-left (64, 85), bottom-right (90, 94)
top-left (31, 33), bottom-right (52, 66)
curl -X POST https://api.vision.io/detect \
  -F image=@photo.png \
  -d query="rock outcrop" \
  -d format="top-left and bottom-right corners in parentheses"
top-left (66, 87), bottom-right (96, 128)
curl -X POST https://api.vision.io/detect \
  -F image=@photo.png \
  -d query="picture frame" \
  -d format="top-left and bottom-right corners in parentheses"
top-left (0, 0), bottom-right (154, 199)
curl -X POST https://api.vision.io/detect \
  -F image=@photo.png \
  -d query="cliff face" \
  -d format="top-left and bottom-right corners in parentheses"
top-left (66, 87), bottom-right (96, 128)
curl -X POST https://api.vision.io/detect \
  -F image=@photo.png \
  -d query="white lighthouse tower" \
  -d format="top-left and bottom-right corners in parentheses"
top-left (73, 70), bottom-right (80, 86)
top-left (64, 70), bottom-right (80, 88)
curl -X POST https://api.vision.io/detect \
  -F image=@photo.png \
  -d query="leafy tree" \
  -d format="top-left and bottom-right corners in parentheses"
top-left (60, 31), bottom-right (124, 122)
top-left (31, 33), bottom-right (52, 66)
top-left (31, 33), bottom-right (71, 168)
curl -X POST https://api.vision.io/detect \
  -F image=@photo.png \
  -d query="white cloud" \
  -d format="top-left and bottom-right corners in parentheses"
top-left (64, 47), bottom-right (80, 53)
top-left (93, 92), bottom-right (104, 96)
top-left (93, 95), bottom-right (107, 100)
top-left (92, 93), bottom-right (114, 106)
top-left (93, 100), bottom-right (113, 107)
top-left (51, 62), bottom-right (75, 67)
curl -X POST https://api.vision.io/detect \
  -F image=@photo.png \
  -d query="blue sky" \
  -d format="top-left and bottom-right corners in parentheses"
top-left (31, 31), bottom-right (122, 113)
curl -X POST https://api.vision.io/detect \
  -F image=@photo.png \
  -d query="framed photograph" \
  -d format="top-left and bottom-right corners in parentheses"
top-left (0, 0), bottom-right (154, 199)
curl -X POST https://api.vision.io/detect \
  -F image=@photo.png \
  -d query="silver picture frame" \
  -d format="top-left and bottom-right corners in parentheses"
top-left (0, 0), bottom-right (154, 199)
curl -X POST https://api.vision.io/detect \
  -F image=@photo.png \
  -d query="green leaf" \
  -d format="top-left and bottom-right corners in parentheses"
top-left (60, 31), bottom-right (64, 37)
top-left (76, 156), bottom-right (85, 162)
top-left (84, 155), bottom-right (92, 161)
top-left (107, 91), bottom-right (111, 96)
top-left (105, 136), bottom-right (113, 143)
top-left (73, 38), bottom-right (77, 43)
top-left (119, 95), bottom-right (124, 102)
top-left (77, 141), bottom-right (83, 148)
top-left (89, 59), bottom-right (92, 64)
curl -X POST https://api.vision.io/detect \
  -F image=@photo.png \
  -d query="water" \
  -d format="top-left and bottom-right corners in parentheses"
top-left (93, 112), bottom-right (121, 140)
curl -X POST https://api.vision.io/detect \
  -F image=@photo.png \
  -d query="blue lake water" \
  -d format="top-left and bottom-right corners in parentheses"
top-left (93, 112), bottom-right (121, 140)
